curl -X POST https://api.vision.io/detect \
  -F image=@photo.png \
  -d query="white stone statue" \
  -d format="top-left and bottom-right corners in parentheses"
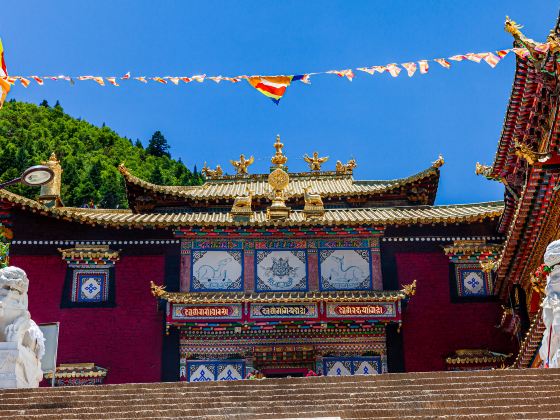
top-left (539, 240), bottom-right (560, 367)
top-left (0, 266), bottom-right (45, 388)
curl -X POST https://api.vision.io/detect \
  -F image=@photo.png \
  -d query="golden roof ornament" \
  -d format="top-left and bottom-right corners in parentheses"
top-left (514, 140), bottom-right (550, 165)
top-left (271, 134), bottom-right (288, 169)
top-left (267, 167), bottom-right (291, 220)
top-left (230, 154), bottom-right (254, 175)
top-left (230, 188), bottom-right (254, 222)
top-left (201, 162), bottom-right (223, 179)
top-left (303, 186), bottom-right (324, 220)
top-left (432, 154), bottom-right (444, 169)
top-left (335, 158), bottom-right (357, 175)
top-left (303, 152), bottom-right (329, 172)
top-left (504, 16), bottom-right (539, 59)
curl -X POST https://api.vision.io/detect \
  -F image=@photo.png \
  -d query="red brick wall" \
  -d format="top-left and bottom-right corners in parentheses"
top-left (396, 252), bottom-right (511, 372)
top-left (11, 254), bottom-right (164, 384)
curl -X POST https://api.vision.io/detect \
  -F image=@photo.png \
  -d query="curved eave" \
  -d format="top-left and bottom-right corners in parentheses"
top-left (0, 189), bottom-right (503, 230)
top-left (119, 164), bottom-right (441, 205)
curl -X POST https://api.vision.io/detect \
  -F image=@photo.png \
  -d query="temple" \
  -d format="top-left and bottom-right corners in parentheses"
top-left (0, 131), bottom-right (513, 384)
top-left (475, 17), bottom-right (560, 368)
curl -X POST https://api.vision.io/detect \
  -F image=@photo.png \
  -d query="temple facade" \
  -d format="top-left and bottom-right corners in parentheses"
top-left (0, 134), bottom-right (513, 384)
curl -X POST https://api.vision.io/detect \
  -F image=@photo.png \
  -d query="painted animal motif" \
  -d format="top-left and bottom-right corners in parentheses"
top-left (303, 186), bottom-right (323, 207)
top-left (196, 257), bottom-right (232, 285)
top-left (329, 255), bottom-right (364, 284)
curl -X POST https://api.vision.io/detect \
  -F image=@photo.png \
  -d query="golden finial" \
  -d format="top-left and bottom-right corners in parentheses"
top-left (150, 281), bottom-right (167, 298)
top-left (303, 152), bottom-right (329, 171)
top-left (267, 166), bottom-right (291, 220)
top-left (432, 154), bottom-right (444, 169)
top-left (401, 280), bottom-right (417, 297)
top-left (271, 134), bottom-right (288, 168)
top-left (230, 154), bottom-right (254, 175)
top-left (202, 162), bottom-right (223, 179)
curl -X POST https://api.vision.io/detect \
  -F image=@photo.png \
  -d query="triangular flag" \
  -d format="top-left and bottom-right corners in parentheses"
top-left (513, 47), bottom-right (530, 58)
top-left (31, 75), bottom-right (44, 85)
top-left (293, 74), bottom-right (311, 84)
top-left (357, 67), bottom-right (375, 75)
top-left (167, 77), bottom-right (180, 85)
top-left (18, 77), bottom-right (30, 88)
top-left (482, 52), bottom-right (501, 68)
top-left (152, 77), bottom-right (167, 84)
top-left (465, 53), bottom-right (483, 63)
top-left (208, 76), bottom-right (224, 83)
top-left (106, 77), bottom-right (119, 86)
top-left (180, 77), bottom-right (191, 83)
top-left (192, 74), bottom-right (206, 82)
top-left (496, 50), bottom-right (510, 59)
top-left (449, 55), bottom-right (467, 62)
top-left (534, 43), bottom-right (549, 53)
top-left (134, 76), bottom-right (148, 83)
top-left (121, 72), bottom-right (131, 80)
top-left (247, 75), bottom-right (294, 104)
top-left (401, 62), bottom-right (417, 77)
top-left (327, 69), bottom-right (354, 81)
top-left (418, 60), bottom-right (429, 74)
top-left (385, 63), bottom-right (401, 77)
top-left (92, 77), bottom-right (105, 86)
top-left (434, 58), bottom-right (451, 68)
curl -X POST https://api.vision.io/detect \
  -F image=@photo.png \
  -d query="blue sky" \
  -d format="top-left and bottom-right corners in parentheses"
top-left (2, 1), bottom-right (557, 204)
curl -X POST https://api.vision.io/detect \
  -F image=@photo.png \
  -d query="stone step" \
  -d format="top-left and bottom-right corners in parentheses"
top-left (2, 369), bottom-right (560, 419)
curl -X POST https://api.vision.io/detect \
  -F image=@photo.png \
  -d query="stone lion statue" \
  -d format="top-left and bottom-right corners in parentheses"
top-left (0, 266), bottom-right (45, 387)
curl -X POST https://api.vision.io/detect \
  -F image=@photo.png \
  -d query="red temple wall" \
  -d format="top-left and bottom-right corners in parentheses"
top-left (396, 252), bottom-right (511, 372)
top-left (10, 254), bottom-right (164, 384)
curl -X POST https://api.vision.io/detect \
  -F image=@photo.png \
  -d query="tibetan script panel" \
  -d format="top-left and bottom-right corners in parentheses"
top-left (319, 249), bottom-right (371, 290)
top-left (170, 303), bottom-right (243, 321)
top-left (191, 249), bottom-right (243, 291)
top-left (255, 250), bottom-right (307, 292)
top-left (326, 302), bottom-right (397, 319)
top-left (250, 303), bottom-right (318, 319)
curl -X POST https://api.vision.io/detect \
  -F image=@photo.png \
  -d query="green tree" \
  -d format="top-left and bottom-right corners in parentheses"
top-left (146, 131), bottom-right (170, 158)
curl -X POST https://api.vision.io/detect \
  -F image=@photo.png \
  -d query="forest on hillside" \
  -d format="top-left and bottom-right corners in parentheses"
top-left (0, 100), bottom-right (203, 208)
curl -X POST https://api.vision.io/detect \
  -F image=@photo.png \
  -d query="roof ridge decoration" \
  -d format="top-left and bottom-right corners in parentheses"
top-left (271, 134), bottom-right (288, 169)
top-left (230, 154), bottom-right (255, 175)
top-left (303, 151), bottom-right (329, 172)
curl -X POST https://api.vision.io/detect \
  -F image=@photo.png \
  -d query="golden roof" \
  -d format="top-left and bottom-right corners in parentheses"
top-left (0, 188), bottom-right (503, 229)
top-left (150, 282), bottom-right (415, 304)
top-left (119, 163), bottom-right (441, 201)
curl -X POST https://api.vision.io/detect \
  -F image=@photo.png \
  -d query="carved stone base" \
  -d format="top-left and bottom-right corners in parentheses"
top-left (0, 342), bottom-right (43, 388)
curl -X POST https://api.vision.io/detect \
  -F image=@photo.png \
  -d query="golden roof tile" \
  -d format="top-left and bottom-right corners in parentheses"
top-left (0, 188), bottom-right (503, 229)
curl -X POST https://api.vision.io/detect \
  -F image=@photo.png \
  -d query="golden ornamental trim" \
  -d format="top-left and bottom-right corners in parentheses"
top-left (58, 245), bottom-right (120, 263)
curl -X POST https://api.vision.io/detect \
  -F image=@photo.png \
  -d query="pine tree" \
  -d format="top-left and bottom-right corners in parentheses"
top-left (134, 139), bottom-right (143, 149)
top-left (146, 131), bottom-right (170, 158)
top-left (149, 165), bottom-right (164, 184)
top-left (39, 99), bottom-right (49, 107)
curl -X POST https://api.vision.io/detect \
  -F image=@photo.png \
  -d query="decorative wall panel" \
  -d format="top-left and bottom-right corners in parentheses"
top-left (170, 303), bottom-right (243, 321)
top-left (454, 263), bottom-right (492, 297)
top-left (191, 249), bottom-right (243, 291)
top-left (249, 303), bottom-right (318, 319)
top-left (71, 269), bottom-right (110, 303)
top-left (319, 249), bottom-right (371, 290)
top-left (186, 360), bottom-right (245, 382)
top-left (255, 250), bottom-right (307, 292)
top-left (323, 356), bottom-right (381, 376)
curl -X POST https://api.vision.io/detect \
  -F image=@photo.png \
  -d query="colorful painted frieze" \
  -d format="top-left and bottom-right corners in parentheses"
top-left (326, 302), bottom-right (397, 319)
top-left (170, 303), bottom-right (243, 321)
top-left (249, 303), bottom-right (319, 320)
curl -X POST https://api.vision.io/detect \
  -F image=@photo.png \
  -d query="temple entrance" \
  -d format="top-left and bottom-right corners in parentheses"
top-left (261, 368), bottom-right (309, 378)
top-left (253, 345), bottom-right (316, 377)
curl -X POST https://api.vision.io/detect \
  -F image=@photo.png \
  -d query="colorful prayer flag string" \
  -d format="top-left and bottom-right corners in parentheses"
top-left (0, 42), bottom-right (550, 104)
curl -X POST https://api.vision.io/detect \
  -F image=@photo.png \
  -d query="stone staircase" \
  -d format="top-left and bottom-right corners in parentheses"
top-left (2, 369), bottom-right (560, 419)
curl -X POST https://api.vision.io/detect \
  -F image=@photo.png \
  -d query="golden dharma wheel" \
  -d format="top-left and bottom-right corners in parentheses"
top-left (268, 168), bottom-right (290, 191)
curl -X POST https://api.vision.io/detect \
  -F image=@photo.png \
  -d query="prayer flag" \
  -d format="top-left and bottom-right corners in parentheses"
top-left (92, 77), bottom-right (105, 86)
top-left (180, 77), bottom-right (191, 83)
top-left (401, 62), bottom-right (417, 77)
top-left (152, 77), bottom-right (167, 84)
top-left (513, 48), bottom-right (529, 58)
top-left (385, 63), bottom-right (401, 77)
top-left (168, 77), bottom-right (180, 85)
top-left (294, 74), bottom-right (311, 84)
top-left (192, 74), bottom-right (206, 82)
top-left (496, 50), bottom-right (510, 59)
top-left (465, 53), bottom-right (483, 63)
top-left (534, 43), bottom-right (550, 53)
top-left (31, 75), bottom-right (44, 85)
top-left (434, 58), bottom-right (451, 68)
top-left (247, 75), bottom-right (294, 104)
top-left (106, 77), bottom-right (119, 86)
top-left (0, 39), bottom-right (9, 108)
top-left (418, 60), bottom-right (429, 74)
top-left (449, 55), bottom-right (467, 62)
top-left (134, 76), bottom-right (148, 83)
top-left (18, 77), bottom-right (30, 88)
top-left (357, 67), bottom-right (375, 75)
top-left (208, 76), bottom-right (223, 83)
top-left (327, 69), bottom-right (354, 81)
top-left (483, 52), bottom-right (501, 68)
top-left (121, 72), bottom-right (131, 80)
